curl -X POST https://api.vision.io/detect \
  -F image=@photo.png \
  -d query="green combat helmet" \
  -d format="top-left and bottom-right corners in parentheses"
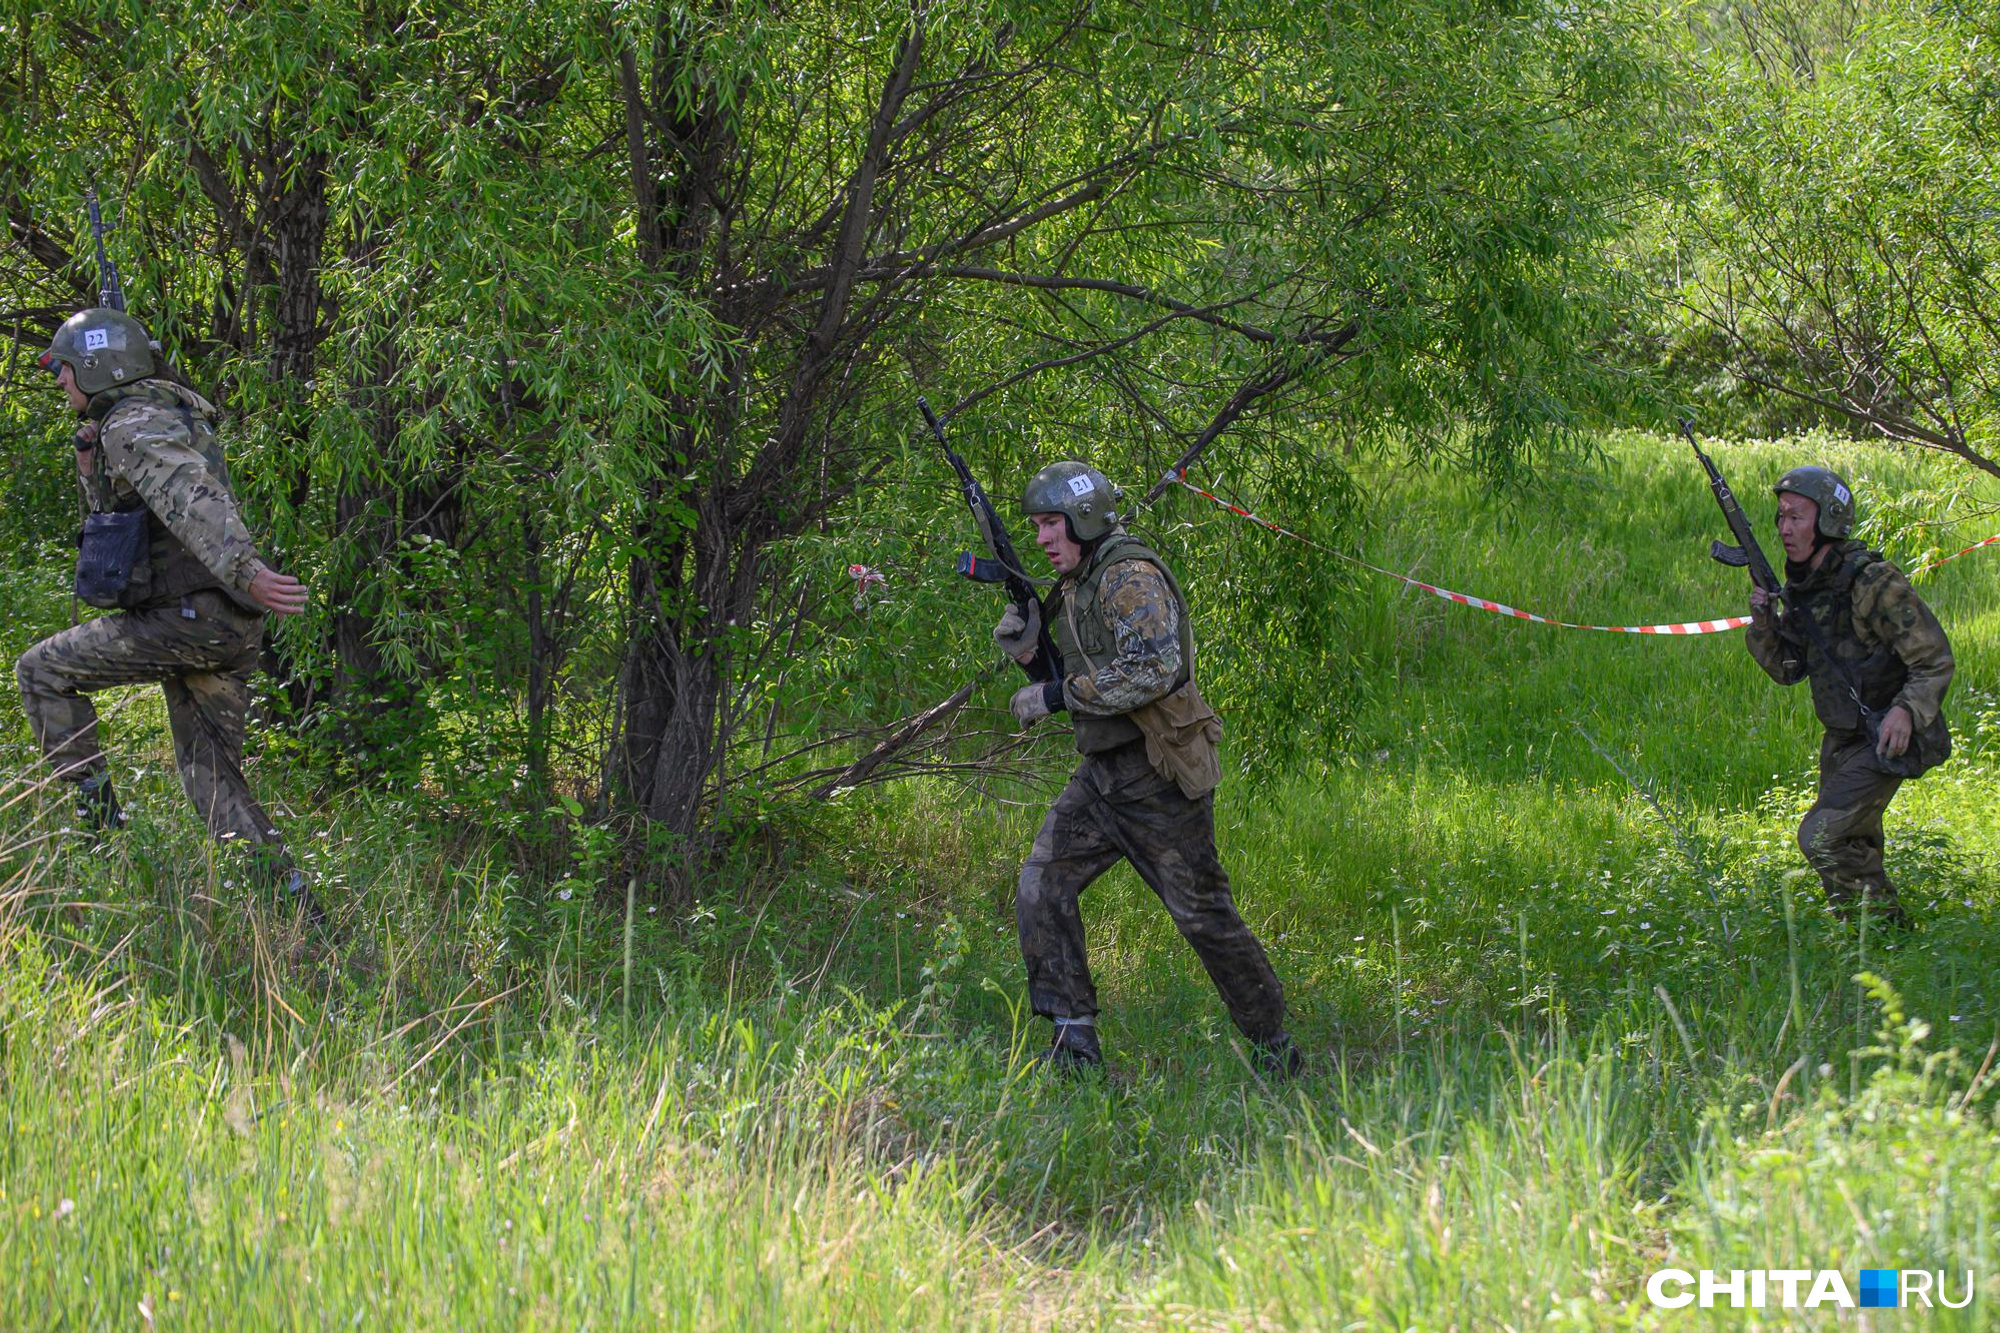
top-left (1773, 465), bottom-right (1856, 539)
top-left (1022, 460), bottom-right (1124, 542)
top-left (38, 307), bottom-right (158, 396)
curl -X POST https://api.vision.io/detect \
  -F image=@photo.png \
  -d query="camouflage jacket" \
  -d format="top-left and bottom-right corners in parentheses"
top-left (1046, 531), bottom-right (1195, 753)
top-left (82, 379), bottom-right (265, 604)
top-left (1746, 539), bottom-right (1954, 733)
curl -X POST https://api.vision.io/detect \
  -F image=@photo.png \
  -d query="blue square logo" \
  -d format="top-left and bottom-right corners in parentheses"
top-left (1859, 1269), bottom-right (1899, 1308)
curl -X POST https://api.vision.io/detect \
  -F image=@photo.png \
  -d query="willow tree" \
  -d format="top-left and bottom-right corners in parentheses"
top-left (3, 0), bottom-right (1667, 850)
top-left (1673, 0), bottom-right (2000, 478)
top-left (0, 0), bottom-right (568, 740)
top-left (575, 0), bottom-right (1665, 837)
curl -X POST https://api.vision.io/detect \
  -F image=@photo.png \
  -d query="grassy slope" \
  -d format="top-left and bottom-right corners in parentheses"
top-left (4, 433), bottom-right (1999, 1329)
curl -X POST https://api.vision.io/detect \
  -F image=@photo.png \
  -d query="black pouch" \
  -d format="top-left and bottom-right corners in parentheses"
top-left (1860, 703), bottom-right (1951, 779)
top-left (75, 508), bottom-right (151, 609)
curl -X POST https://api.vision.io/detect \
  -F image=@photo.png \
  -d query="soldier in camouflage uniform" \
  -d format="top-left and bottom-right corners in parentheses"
top-left (22, 307), bottom-right (322, 920)
top-left (1746, 466), bottom-right (1953, 928)
top-left (995, 461), bottom-right (1300, 1074)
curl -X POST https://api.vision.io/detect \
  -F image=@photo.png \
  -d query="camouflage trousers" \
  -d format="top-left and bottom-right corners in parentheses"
top-left (15, 590), bottom-right (286, 852)
top-left (1016, 741), bottom-right (1286, 1039)
top-left (1798, 728), bottom-right (1903, 912)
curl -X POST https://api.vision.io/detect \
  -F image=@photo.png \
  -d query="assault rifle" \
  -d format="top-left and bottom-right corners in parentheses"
top-left (1680, 418), bottom-right (1936, 777)
top-left (1681, 418), bottom-right (1780, 597)
top-left (86, 189), bottom-right (125, 312)
top-left (920, 397), bottom-right (1061, 684)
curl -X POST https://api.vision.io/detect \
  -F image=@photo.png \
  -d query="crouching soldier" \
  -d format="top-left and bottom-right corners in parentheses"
top-left (21, 307), bottom-right (323, 922)
top-left (1746, 466), bottom-right (1954, 928)
top-left (994, 460), bottom-right (1300, 1074)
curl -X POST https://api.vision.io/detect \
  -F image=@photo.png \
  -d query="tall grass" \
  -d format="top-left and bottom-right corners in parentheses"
top-left (5, 432), bottom-right (1999, 1328)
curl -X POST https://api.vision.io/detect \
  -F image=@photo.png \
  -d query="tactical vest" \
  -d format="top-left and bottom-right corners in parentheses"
top-left (85, 381), bottom-right (243, 612)
top-left (1046, 532), bottom-right (1197, 754)
top-left (1785, 543), bottom-right (1914, 733)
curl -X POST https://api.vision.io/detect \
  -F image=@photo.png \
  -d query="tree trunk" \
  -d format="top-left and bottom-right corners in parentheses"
top-left (242, 146), bottom-right (334, 716)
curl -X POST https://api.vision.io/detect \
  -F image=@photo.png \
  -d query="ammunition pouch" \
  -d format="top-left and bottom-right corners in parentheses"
top-left (1858, 703), bottom-right (1950, 780)
top-left (74, 507), bottom-right (151, 609)
top-left (1054, 533), bottom-right (1201, 758)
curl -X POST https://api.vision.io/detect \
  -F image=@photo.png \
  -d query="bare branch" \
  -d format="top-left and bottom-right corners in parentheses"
top-left (1143, 331), bottom-right (1360, 505)
top-left (810, 669), bottom-right (992, 799)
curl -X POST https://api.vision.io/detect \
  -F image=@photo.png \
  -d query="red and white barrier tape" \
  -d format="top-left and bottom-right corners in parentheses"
top-left (1173, 473), bottom-right (1754, 636)
top-left (1910, 533), bottom-right (2000, 576)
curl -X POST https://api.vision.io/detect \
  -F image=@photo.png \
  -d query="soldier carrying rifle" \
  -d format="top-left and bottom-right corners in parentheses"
top-left (995, 461), bottom-right (1301, 1075)
top-left (18, 198), bottom-right (325, 925)
top-left (1742, 466), bottom-right (1954, 930)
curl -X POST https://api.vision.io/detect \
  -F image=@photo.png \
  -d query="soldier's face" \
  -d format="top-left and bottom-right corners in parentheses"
top-left (1031, 513), bottom-right (1083, 573)
top-left (1776, 493), bottom-right (1820, 564)
top-left (54, 363), bottom-right (88, 412)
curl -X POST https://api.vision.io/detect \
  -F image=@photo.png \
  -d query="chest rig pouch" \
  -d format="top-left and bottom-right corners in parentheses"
top-left (71, 389), bottom-right (241, 613)
top-left (75, 428), bottom-right (154, 610)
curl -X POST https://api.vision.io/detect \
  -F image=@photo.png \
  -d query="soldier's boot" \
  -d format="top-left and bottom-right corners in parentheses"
top-left (1038, 1017), bottom-right (1103, 1073)
top-left (246, 849), bottom-right (328, 932)
top-left (283, 868), bottom-right (330, 930)
top-left (1250, 1029), bottom-right (1305, 1079)
top-left (1857, 889), bottom-right (1912, 934)
top-left (1825, 886), bottom-right (1911, 933)
top-left (280, 869), bottom-right (365, 972)
top-left (74, 772), bottom-right (127, 833)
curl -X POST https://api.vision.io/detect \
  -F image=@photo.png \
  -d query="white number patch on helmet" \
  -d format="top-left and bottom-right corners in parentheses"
top-left (1834, 483), bottom-right (1851, 505)
top-left (1067, 475), bottom-right (1095, 497)
top-left (83, 329), bottom-right (110, 352)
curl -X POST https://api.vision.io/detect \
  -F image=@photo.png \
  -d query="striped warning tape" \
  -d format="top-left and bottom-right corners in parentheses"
top-left (1910, 533), bottom-right (2000, 576)
top-left (1173, 473), bottom-right (1754, 636)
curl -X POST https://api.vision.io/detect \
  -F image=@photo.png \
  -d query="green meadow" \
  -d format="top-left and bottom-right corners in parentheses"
top-left (5, 432), bottom-right (1999, 1330)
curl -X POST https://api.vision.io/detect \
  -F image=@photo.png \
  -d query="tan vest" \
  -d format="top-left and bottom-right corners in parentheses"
top-left (1048, 533), bottom-right (1223, 797)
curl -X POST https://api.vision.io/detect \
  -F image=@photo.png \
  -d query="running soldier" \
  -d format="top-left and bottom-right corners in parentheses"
top-left (996, 461), bottom-right (1300, 1074)
top-left (21, 306), bottom-right (323, 921)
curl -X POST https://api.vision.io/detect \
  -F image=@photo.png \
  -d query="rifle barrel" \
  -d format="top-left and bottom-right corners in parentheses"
top-left (85, 189), bottom-right (124, 312)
